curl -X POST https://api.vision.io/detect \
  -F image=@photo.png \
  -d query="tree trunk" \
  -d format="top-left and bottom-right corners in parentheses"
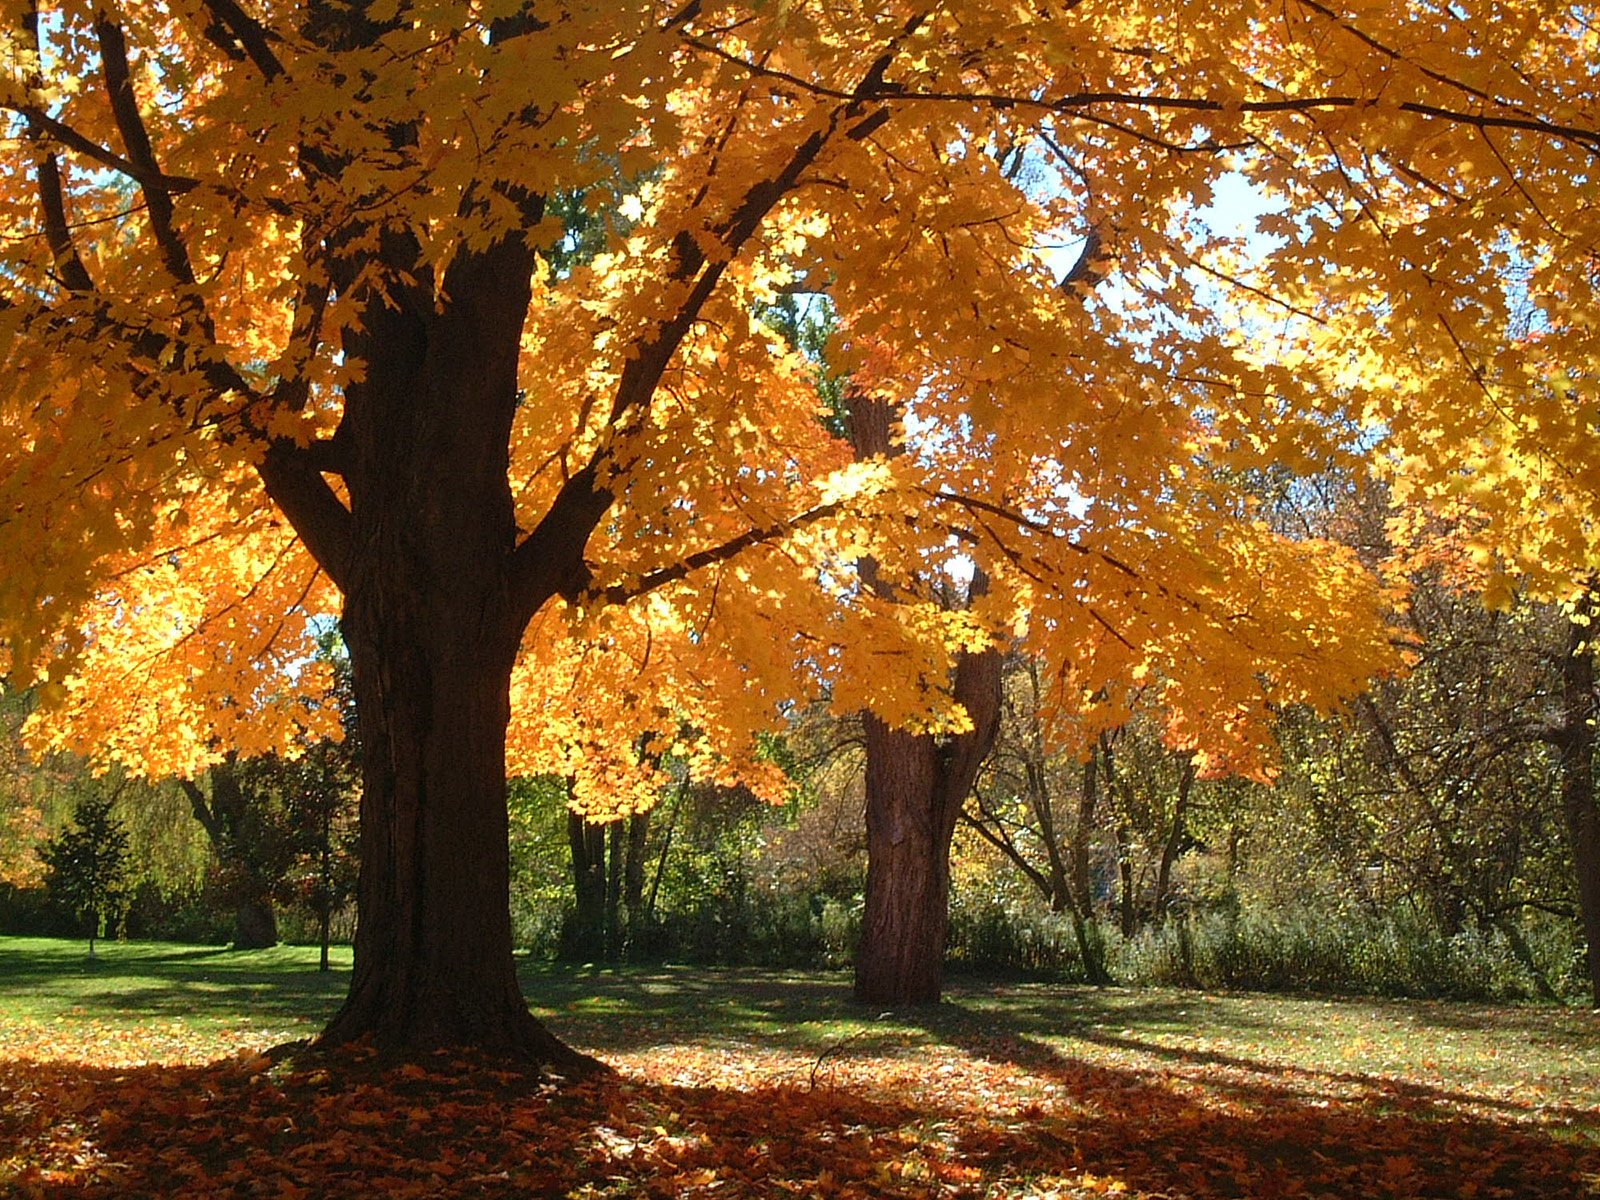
top-left (623, 811), bottom-right (649, 956)
top-left (1073, 751), bottom-right (1114, 986)
top-left (318, 804), bottom-right (333, 972)
top-left (605, 820), bottom-right (624, 959)
top-left (322, 596), bottom-right (592, 1069)
top-left (1560, 601), bottom-right (1600, 1008)
top-left (1117, 825), bottom-right (1137, 938)
top-left (308, 237), bottom-right (601, 1071)
top-left (567, 810), bottom-right (608, 961)
top-left (249, 47), bottom-right (818, 1051)
top-left (1072, 750), bottom-right (1100, 919)
top-left (855, 719), bottom-right (952, 1006)
top-left (854, 649), bottom-right (1001, 1006)
top-left (847, 389), bottom-right (1002, 1006)
top-left (233, 899), bottom-right (278, 951)
top-left (179, 768), bottom-right (281, 950)
top-left (1152, 756), bottom-right (1195, 924)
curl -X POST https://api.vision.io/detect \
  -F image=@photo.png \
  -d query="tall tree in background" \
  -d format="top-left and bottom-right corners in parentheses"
top-left (40, 795), bottom-right (131, 959)
top-left (178, 756), bottom-right (293, 950)
top-left (1388, 502), bottom-right (1600, 1011)
top-left (5, 0), bottom-right (1593, 1060)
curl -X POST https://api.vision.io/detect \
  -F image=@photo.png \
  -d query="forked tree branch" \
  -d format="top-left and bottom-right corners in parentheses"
top-left (509, 22), bottom-right (918, 621)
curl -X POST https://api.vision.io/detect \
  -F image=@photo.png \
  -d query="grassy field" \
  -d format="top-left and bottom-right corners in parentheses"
top-left (3, 935), bottom-right (1599, 1197)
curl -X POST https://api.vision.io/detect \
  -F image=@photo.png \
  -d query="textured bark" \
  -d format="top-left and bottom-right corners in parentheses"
top-left (307, 229), bottom-right (599, 1071)
top-left (324, 597), bottom-right (585, 1063)
top-left (854, 649), bottom-right (1002, 1006)
top-left (1559, 604), bottom-right (1600, 1008)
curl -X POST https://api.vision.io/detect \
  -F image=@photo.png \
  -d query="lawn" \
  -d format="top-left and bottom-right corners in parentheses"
top-left (2, 936), bottom-right (1598, 1197)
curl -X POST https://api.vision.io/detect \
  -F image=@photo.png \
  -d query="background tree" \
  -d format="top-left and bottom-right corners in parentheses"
top-left (963, 657), bottom-right (1116, 983)
top-left (0, 690), bottom-right (47, 890)
top-left (1380, 500), bottom-right (1600, 1002)
top-left (40, 794), bottom-right (131, 959)
top-left (276, 740), bottom-right (361, 972)
top-left (177, 756), bottom-right (295, 950)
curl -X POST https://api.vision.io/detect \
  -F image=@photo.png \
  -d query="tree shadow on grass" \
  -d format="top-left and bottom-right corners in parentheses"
top-left (908, 1002), bottom-right (1600, 1199)
top-left (3, 1033), bottom-right (1598, 1199)
top-left (8, 960), bottom-right (1597, 1197)
top-left (0, 941), bottom-right (350, 1026)
top-left (518, 966), bottom-right (1257, 1058)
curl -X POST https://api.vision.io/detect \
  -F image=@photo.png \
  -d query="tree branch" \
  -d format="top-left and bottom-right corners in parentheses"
top-left (20, 1), bottom-right (94, 294)
top-left (685, 38), bottom-right (1600, 158)
top-left (3, 104), bottom-right (198, 193)
top-left (96, 15), bottom-right (204, 301)
top-left (586, 500), bottom-right (844, 608)
top-left (196, 0), bottom-right (286, 80)
top-left (256, 441), bottom-right (354, 593)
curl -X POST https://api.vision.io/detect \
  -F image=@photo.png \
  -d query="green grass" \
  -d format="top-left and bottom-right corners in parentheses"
top-left (0, 937), bottom-right (352, 1023)
top-left (524, 962), bottom-right (1600, 1131)
top-left (6, 936), bottom-right (1600, 1197)
top-left (4, 935), bottom-right (1598, 1133)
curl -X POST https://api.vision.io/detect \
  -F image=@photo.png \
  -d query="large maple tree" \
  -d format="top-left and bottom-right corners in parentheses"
top-left (2, 0), bottom-right (1594, 1059)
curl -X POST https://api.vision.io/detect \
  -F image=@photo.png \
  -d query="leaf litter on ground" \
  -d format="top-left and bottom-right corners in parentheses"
top-left (4, 989), bottom-right (1600, 1200)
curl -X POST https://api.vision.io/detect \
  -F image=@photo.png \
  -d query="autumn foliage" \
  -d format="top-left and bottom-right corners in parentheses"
top-left (2, 0), bottom-right (1597, 1050)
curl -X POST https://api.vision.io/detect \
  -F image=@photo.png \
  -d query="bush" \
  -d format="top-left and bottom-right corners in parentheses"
top-left (0, 883), bottom-right (77, 938)
top-left (531, 875), bottom-right (860, 970)
top-left (945, 894), bottom-right (1587, 1002)
top-left (121, 880), bottom-right (231, 944)
top-left (1113, 906), bottom-right (1576, 1001)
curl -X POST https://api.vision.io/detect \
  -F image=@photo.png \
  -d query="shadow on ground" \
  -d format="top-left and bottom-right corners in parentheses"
top-left (3, 1035), bottom-right (1597, 1199)
top-left (5, 960), bottom-right (1600, 1197)
top-left (0, 942), bottom-right (349, 1026)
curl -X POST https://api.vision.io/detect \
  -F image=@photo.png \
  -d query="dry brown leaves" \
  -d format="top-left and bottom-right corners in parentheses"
top-left (2, 1019), bottom-right (1598, 1198)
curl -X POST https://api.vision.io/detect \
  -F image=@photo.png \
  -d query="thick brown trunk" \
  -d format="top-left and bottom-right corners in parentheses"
top-left (322, 619), bottom-right (597, 1069)
top-left (855, 720), bottom-right (952, 1006)
top-left (322, 608), bottom-right (586, 1066)
top-left (1560, 603), bottom-right (1600, 1008)
top-left (848, 389), bottom-right (1001, 1006)
top-left (854, 647), bottom-right (1001, 1006)
top-left (311, 237), bottom-right (597, 1070)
